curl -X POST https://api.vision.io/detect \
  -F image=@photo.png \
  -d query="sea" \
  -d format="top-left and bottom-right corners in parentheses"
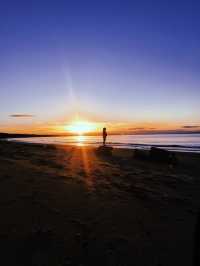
top-left (9, 133), bottom-right (200, 153)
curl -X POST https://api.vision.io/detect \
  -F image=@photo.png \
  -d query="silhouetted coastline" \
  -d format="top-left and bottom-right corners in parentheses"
top-left (0, 133), bottom-right (58, 139)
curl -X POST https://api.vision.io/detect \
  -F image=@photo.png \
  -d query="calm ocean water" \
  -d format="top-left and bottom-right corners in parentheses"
top-left (10, 133), bottom-right (200, 153)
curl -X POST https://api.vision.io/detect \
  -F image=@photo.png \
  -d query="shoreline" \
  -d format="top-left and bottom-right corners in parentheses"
top-left (6, 137), bottom-right (200, 154)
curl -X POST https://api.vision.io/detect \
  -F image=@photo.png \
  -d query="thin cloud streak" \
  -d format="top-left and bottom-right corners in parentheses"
top-left (10, 114), bottom-right (35, 118)
top-left (182, 125), bottom-right (200, 129)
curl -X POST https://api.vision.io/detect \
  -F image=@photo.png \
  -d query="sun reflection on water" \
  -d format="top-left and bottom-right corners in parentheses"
top-left (76, 135), bottom-right (86, 146)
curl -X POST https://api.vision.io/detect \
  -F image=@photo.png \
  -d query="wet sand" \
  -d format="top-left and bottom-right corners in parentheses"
top-left (0, 141), bottom-right (200, 266)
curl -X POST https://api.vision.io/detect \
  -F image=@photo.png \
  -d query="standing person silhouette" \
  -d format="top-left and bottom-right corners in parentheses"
top-left (103, 128), bottom-right (107, 146)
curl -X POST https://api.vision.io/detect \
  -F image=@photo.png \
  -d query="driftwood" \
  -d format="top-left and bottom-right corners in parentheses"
top-left (150, 147), bottom-right (178, 165)
top-left (134, 149), bottom-right (149, 160)
top-left (134, 147), bottom-right (178, 165)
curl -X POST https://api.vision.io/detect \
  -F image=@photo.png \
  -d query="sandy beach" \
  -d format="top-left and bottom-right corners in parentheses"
top-left (0, 140), bottom-right (200, 266)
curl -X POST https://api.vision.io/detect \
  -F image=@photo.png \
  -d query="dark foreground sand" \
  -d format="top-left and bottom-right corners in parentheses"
top-left (0, 141), bottom-right (200, 266)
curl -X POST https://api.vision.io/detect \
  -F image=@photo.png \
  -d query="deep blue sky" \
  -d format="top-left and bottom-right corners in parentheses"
top-left (0, 0), bottom-right (200, 132)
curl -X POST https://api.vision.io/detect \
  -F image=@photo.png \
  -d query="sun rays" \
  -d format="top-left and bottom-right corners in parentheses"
top-left (67, 145), bottom-right (94, 189)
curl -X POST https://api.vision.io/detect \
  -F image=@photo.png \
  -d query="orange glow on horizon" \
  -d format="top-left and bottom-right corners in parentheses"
top-left (1, 118), bottom-right (199, 135)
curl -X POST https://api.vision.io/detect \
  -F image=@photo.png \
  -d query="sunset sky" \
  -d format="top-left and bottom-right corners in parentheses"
top-left (0, 0), bottom-right (200, 134)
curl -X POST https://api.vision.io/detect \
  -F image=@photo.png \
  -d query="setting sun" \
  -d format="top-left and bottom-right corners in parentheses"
top-left (66, 121), bottom-right (97, 135)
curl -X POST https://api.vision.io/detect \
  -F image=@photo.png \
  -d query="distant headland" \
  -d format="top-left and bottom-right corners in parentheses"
top-left (0, 133), bottom-right (58, 139)
top-left (0, 130), bottom-right (200, 140)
